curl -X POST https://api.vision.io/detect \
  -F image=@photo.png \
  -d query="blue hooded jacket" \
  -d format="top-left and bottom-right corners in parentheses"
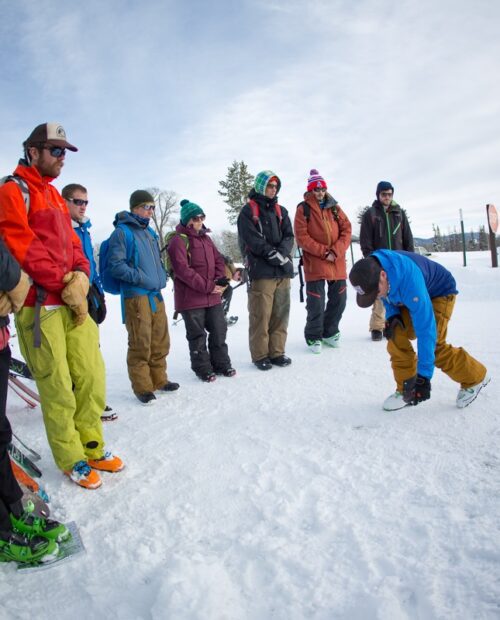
top-left (107, 211), bottom-right (167, 303)
top-left (373, 250), bottom-right (458, 379)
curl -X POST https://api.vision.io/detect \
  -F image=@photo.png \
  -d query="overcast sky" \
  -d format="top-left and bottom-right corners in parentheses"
top-left (1, 0), bottom-right (499, 241)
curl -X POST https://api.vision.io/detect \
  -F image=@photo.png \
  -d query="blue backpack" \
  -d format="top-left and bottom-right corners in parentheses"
top-left (99, 224), bottom-right (137, 295)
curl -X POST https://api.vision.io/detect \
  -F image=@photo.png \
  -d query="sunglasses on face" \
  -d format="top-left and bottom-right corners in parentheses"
top-left (380, 191), bottom-right (393, 197)
top-left (267, 183), bottom-right (278, 189)
top-left (192, 215), bottom-right (205, 222)
top-left (140, 204), bottom-right (155, 211)
top-left (43, 145), bottom-right (66, 158)
top-left (67, 198), bottom-right (89, 207)
top-left (313, 187), bottom-right (327, 193)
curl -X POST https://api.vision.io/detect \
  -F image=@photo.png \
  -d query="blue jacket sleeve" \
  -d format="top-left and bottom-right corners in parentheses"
top-left (401, 267), bottom-right (436, 378)
top-left (107, 227), bottom-right (143, 286)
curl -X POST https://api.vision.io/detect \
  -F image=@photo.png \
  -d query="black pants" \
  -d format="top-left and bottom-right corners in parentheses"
top-left (221, 286), bottom-right (233, 317)
top-left (0, 345), bottom-right (23, 532)
top-left (181, 305), bottom-right (231, 376)
top-left (304, 279), bottom-right (347, 342)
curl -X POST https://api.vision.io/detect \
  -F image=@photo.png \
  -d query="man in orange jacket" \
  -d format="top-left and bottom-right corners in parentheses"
top-left (294, 170), bottom-right (352, 354)
top-left (0, 123), bottom-right (123, 489)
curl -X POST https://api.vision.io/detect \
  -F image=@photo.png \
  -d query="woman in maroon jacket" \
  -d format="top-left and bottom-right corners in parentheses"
top-left (168, 200), bottom-right (236, 382)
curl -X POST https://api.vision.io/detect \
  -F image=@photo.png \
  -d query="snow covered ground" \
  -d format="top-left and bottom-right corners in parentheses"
top-left (2, 250), bottom-right (500, 620)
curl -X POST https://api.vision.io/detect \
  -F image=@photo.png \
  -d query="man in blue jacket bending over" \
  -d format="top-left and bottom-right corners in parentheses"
top-left (349, 250), bottom-right (490, 410)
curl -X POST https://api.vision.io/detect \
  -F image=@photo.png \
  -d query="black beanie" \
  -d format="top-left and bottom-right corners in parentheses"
top-left (130, 189), bottom-right (155, 210)
top-left (376, 181), bottom-right (394, 198)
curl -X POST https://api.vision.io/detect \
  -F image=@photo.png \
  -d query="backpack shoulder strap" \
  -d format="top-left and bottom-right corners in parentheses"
top-left (116, 223), bottom-right (136, 265)
top-left (1, 175), bottom-right (30, 212)
top-left (248, 198), bottom-right (283, 228)
top-left (298, 201), bottom-right (310, 222)
top-left (248, 199), bottom-right (260, 226)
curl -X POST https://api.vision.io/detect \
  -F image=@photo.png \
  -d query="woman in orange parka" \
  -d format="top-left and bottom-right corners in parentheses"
top-left (294, 170), bottom-right (352, 354)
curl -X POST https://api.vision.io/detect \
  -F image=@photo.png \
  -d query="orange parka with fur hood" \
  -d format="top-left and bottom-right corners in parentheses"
top-left (294, 192), bottom-right (352, 282)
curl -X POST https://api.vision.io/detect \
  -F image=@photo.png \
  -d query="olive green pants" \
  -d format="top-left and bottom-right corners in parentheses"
top-left (387, 295), bottom-right (487, 391)
top-left (16, 306), bottom-right (105, 471)
top-left (124, 296), bottom-right (170, 394)
top-left (247, 278), bottom-right (291, 362)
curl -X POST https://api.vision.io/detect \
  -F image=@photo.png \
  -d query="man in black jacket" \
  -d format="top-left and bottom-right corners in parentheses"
top-left (237, 170), bottom-right (294, 370)
top-left (359, 181), bottom-right (414, 341)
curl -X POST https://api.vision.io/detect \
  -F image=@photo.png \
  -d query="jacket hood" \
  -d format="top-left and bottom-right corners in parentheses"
top-left (372, 199), bottom-right (401, 211)
top-left (71, 216), bottom-right (91, 229)
top-left (175, 222), bottom-right (211, 237)
top-left (113, 210), bottom-right (148, 228)
top-left (248, 188), bottom-right (278, 209)
top-left (14, 159), bottom-right (57, 189)
top-left (304, 192), bottom-right (338, 208)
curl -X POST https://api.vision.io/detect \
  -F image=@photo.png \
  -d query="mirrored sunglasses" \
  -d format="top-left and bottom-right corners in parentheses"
top-left (141, 204), bottom-right (156, 211)
top-left (43, 145), bottom-right (66, 158)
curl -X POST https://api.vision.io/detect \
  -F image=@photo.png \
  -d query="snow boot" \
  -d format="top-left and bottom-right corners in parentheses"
top-left (158, 381), bottom-right (180, 392)
top-left (197, 372), bottom-right (217, 383)
top-left (216, 368), bottom-right (236, 377)
top-left (101, 405), bottom-right (118, 421)
top-left (254, 358), bottom-right (272, 371)
top-left (307, 340), bottom-right (322, 354)
top-left (270, 355), bottom-right (292, 367)
top-left (322, 333), bottom-right (340, 348)
top-left (65, 460), bottom-right (102, 489)
top-left (383, 391), bottom-right (408, 411)
top-left (10, 500), bottom-right (70, 543)
top-left (456, 375), bottom-right (491, 409)
top-left (135, 392), bottom-right (156, 404)
top-left (88, 451), bottom-right (124, 473)
top-left (0, 530), bottom-right (59, 564)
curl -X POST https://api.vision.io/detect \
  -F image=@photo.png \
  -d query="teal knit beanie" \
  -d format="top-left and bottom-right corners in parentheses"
top-left (254, 170), bottom-right (281, 196)
top-left (180, 199), bottom-right (205, 225)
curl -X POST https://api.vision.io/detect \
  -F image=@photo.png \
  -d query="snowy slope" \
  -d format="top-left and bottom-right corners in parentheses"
top-left (2, 251), bottom-right (499, 620)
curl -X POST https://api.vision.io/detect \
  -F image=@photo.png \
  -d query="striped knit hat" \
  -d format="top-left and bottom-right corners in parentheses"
top-left (254, 170), bottom-right (281, 196)
top-left (307, 169), bottom-right (327, 191)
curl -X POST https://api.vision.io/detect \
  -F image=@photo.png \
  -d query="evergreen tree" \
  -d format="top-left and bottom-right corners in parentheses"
top-left (212, 230), bottom-right (242, 262)
top-left (468, 228), bottom-right (477, 251)
top-left (218, 161), bottom-right (254, 225)
top-left (478, 225), bottom-right (488, 250)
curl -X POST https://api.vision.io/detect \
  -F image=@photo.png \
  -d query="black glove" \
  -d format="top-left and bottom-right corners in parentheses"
top-left (403, 374), bottom-right (431, 406)
top-left (383, 314), bottom-right (404, 340)
top-left (215, 277), bottom-right (230, 287)
top-left (267, 250), bottom-right (290, 266)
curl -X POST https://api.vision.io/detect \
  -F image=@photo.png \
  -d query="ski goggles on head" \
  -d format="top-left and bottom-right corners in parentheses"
top-left (67, 198), bottom-right (89, 207)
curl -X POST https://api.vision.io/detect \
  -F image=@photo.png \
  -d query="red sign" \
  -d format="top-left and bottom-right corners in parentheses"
top-left (487, 204), bottom-right (498, 233)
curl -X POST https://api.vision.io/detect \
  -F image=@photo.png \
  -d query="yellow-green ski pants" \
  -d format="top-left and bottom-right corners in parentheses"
top-left (16, 306), bottom-right (105, 471)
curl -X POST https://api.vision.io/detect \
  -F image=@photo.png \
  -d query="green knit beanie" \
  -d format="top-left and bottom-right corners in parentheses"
top-left (130, 189), bottom-right (155, 210)
top-left (180, 199), bottom-right (205, 225)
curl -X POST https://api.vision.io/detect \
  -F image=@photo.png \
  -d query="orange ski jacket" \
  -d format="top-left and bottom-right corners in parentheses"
top-left (294, 192), bottom-right (352, 282)
top-left (0, 161), bottom-right (89, 306)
